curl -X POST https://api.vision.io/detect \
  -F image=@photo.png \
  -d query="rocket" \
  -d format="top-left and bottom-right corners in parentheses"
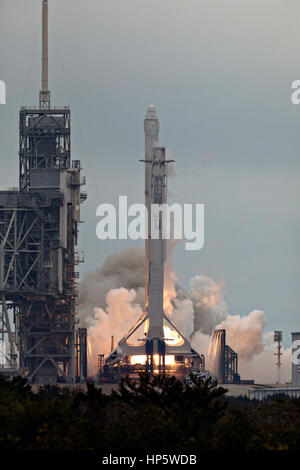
top-left (104, 106), bottom-right (203, 375)
top-left (143, 105), bottom-right (166, 339)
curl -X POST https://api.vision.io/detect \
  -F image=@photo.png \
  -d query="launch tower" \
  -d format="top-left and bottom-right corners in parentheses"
top-left (0, 1), bottom-right (86, 383)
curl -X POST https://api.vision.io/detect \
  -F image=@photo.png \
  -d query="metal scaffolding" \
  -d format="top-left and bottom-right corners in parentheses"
top-left (75, 328), bottom-right (88, 382)
top-left (274, 331), bottom-right (282, 384)
top-left (0, 0), bottom-right (86, 383)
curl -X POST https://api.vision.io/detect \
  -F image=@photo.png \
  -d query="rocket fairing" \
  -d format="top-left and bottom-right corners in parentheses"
top-left (104, 106), bottom-right (203, 373)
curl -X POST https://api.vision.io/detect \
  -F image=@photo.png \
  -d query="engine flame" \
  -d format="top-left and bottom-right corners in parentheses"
top-left (163, 325), bottom-right (184, 346)
top-left (130, 354), bottom-right (175, 366)
top-left (130, 355), bottom-right (147, 365)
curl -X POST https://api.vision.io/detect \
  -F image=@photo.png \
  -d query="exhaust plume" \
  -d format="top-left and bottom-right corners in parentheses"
top-left (79, 246), bottom-right (291, 382)
top-left (79, 247), bottom-right (145, 327)
top-left (87, 287), bottom-right (143, 374)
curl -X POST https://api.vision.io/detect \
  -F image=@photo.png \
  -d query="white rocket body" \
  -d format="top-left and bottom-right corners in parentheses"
top-left (144, 106), bottom-right (166, 340)
top-left (105, 106), bottom-right (202, 370)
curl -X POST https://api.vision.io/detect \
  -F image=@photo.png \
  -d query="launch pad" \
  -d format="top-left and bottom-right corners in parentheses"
top-left (101, 106), bottom-right (205, 380)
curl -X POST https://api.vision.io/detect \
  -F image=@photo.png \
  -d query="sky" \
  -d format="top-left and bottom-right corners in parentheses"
top-left (0, 0), bottom-right (299, 347)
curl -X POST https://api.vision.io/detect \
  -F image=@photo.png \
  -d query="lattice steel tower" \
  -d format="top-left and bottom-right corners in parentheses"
top-left (0, 0), bottom-right (86, 383)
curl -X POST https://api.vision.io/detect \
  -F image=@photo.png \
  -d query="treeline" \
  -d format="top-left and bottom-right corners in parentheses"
top-left (0, 373), bottom-right (300, 451)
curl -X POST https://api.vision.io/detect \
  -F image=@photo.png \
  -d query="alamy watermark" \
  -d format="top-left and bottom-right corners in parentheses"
top-left (96, 196), bottom-right (204, 251)
top-left (292, 341), bottom-right (300, 365)
top-left (0, 80), bottom-right (6, 104)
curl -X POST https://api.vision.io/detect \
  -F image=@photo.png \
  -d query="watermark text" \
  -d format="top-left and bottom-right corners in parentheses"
top-left (96, 196), bottom-right (204, 251)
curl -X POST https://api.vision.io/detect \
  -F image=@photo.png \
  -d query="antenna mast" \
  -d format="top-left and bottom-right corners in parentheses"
top-left (39, 0), bottom-right (50, 108)
top-left (274, 331), bottom-right (282, 384)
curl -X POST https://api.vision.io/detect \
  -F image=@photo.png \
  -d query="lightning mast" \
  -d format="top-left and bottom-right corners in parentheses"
top-left (274, 331), bottom-right (282, 384)
top-left (40, 0), bottom-right (50, 109)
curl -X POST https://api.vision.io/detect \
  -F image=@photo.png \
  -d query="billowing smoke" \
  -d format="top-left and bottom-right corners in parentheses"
top-left (241, 342), bottom-right (292, 384)
top-left (216, 310), bottom-right (266, 362)
top-left (188, 275), bottom-right (228, 334)
top-left (87, 288), bottom-right (143, 374)
top-left (79, 246), bottom-right (291, 383)
top-left (79, 247), bottom-right (145, 326)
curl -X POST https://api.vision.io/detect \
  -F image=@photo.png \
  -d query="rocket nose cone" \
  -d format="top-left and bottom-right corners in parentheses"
top-left (145, 104), bottom-right (158, 120)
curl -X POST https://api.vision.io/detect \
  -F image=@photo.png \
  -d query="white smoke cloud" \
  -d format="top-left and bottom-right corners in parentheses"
top-left (79, 247), bottom-right (145, 327)
top-left (188, 275), bottom-right (228, 333)
top-left (79, 246), bottom-right (291, 383)
top-left (190, 329), bottom-right (211, 357)
top-left (171, 298), bottom-right (195, 339)
top-left (216, 310), bottom-right (266, 362)
top-left (240, 346), bottom-right (292, 384)
top-left (87, 287), bottom-right (143, 374)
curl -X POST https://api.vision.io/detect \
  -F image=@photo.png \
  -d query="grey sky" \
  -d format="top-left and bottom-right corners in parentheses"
top-left (0, 0), bottom-right (299, 345)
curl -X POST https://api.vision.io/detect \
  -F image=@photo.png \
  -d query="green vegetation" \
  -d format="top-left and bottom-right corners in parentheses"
top-left (0, 373), bottom-right (299, 451)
